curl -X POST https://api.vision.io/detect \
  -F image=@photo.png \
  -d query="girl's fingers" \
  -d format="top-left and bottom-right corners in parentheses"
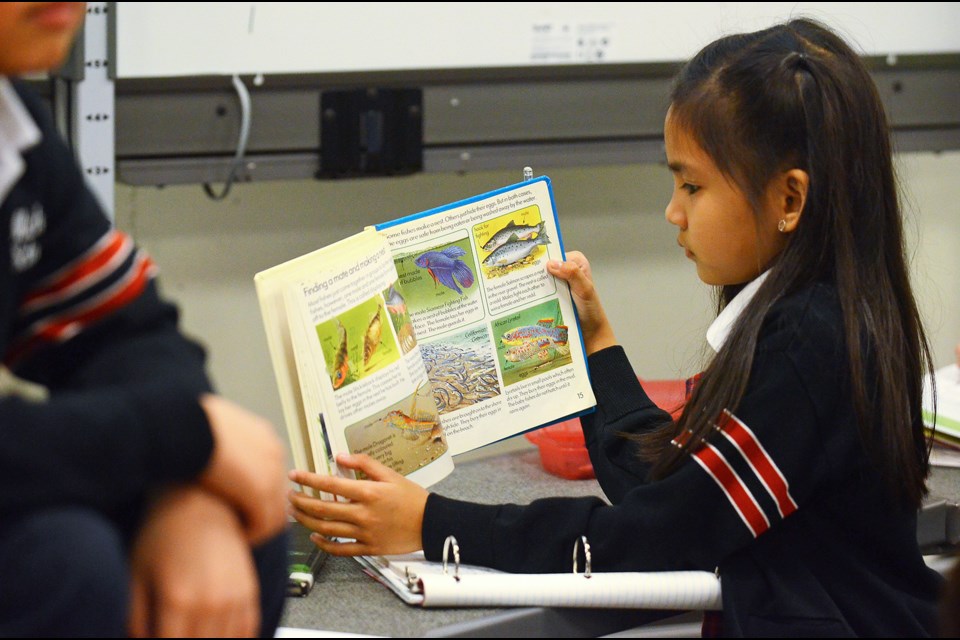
top-left (289, 470), bottom-right (373, 502)
top-left (334, 453), bottom-right (402, 482)
top-left (565, 251), bottom-right (591, 274)
top-left (548, 260), bottom-right (596, 301)
top-left (288, 491), bottom-right (358, 522)
top-left (289, 509), bottom-right (360, 541)
top-left (310, 535), bottom-right (369, 557)
top-left (289, 469), bottom-right (326, 489)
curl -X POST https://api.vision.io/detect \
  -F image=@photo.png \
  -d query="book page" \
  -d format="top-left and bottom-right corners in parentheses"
top-left (283, 230), bottom-right (454, 488)
top-left (375, 177), bottom-right (596, 455)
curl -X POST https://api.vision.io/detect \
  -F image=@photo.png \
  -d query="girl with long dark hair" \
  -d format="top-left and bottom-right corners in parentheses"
top-left (289, 18), bottom-right (942, 636)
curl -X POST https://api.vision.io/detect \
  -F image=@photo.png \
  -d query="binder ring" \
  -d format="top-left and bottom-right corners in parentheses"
top-left (572, 535), bottom-right (592, 578)
top-left (442, 535), bottom-right (461, 582)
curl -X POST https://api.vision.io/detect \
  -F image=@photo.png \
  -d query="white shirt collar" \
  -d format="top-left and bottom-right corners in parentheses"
top-left (0, 77), bottom-right (43, 205)
top-left (706, 270), bottom-right (771, 352)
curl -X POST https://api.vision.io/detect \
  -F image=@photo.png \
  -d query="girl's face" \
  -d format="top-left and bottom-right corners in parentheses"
top-left (663, 111), bottom-right (787, 286)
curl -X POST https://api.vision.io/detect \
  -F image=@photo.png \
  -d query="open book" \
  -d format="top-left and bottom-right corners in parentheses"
top-left (255, 176), bottom-right (596, 487)
top-left (355, 537), bottom-right (722, 610)
top-left (924, 364), bottom-right (960, 453)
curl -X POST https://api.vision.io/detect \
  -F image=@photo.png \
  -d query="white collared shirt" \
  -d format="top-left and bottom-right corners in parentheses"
top-left (705, 270), bottom-right (771, 352)
top-left (0, 78), bottom-right (42, 206)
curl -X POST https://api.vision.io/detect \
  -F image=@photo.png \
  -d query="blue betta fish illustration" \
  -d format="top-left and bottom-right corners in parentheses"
top-left (414, 246), bottom-right (475, 295)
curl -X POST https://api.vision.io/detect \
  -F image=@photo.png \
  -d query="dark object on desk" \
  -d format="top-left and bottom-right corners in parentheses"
top-left (917, 499), bottom-right (960, 554)
top-left (286, 521), bottom-right (329, 597)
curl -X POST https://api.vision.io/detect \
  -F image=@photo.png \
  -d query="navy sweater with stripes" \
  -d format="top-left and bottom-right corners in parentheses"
top-left (0, 82), bottom-right (214, 522)
top-left (422, 282), bottom-right (942, 636)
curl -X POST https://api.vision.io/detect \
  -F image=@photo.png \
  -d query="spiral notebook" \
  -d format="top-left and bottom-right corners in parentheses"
top-left (355, 536), bottom-right (722, 610)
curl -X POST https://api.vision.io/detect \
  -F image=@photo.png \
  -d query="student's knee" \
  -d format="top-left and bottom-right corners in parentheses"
top-left (0, 508), bottom-right (128, 637)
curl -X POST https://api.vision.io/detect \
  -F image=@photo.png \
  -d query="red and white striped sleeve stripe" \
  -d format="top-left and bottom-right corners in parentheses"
top-left (689, 409), bottom-right (798, 537)
top-left (691, 442), bottom-right (771, 538)
top-left (6, 229), bottom-right (157, 365)
top-left (715, 410), bottom-right (798, 519)
top-left (20, 230), bottom-right (134, 313)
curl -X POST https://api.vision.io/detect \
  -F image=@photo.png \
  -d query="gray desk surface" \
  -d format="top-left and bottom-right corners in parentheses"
top-left (279, 447), bottom-right (960, 637)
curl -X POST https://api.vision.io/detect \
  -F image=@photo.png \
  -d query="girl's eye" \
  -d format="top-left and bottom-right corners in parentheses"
top-left (682, 183), bottom-right (700, 195)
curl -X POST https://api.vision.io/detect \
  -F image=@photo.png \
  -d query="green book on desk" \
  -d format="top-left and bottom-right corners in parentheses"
top-left (287, 521), bottom-right (329, 597)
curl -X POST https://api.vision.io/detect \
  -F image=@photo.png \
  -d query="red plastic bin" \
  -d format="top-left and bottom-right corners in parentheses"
top-left (525, 378), bottom-right (688, 480)
top-left (525, 418), bottom-right (594, 480)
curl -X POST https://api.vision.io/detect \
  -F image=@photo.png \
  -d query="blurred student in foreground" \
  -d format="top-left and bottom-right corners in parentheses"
top-left (0, 3), bottom-right (288, 636)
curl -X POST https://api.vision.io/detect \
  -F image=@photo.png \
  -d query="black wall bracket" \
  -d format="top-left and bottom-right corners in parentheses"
top-left (318, 87), bottom-right (423, 179)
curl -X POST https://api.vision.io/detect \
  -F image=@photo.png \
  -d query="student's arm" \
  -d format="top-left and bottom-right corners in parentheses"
top-left (578, 345), bottom-right (673, 502)
top-left (418, 287), bottom-right (852, 574)
top-left (291, 287), bottom-right (852, 575)
top-left (0, 82), bottom-right (286, 542)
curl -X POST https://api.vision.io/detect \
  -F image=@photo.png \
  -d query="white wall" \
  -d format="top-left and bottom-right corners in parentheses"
top-left (115, 3), bottom-right (960, 77)
top-left (114, 151), bottom-right (960, 463)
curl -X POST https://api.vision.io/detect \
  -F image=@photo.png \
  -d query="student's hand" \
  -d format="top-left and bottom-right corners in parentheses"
top-left (128, 486), bottom-right (260, 638)
top-left (288, 453), bottom-right (428, 556)
top-left (547, 251), bottom-right (618, 354)
top-left (198, 394), bottom-right (288, 544)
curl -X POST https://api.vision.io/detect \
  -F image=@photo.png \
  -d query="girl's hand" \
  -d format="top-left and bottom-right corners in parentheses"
top-left (547, 251), bottom-right (618, 355)
top-left (288, 454), bottom-right (428, 556)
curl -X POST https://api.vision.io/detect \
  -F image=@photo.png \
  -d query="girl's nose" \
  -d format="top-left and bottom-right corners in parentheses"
top-left (665, 195), bottom-right (686, 230)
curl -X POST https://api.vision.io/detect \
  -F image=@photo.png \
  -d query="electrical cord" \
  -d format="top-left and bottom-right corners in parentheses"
top-left (203, 74), bottom-right (252, 200)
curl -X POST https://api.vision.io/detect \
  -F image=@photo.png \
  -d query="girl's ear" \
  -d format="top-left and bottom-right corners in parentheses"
top-left (776, 169), bottom-right (809, 233)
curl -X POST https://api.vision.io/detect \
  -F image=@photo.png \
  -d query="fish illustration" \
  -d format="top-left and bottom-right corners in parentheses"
top-left (382, 410), bottom-right (443, 442)
top-left (501, 317), bottom-right (568, 347)
top-left (504, 338), bottom-right (551, 362)
top-left (330, 320), bottom-right (349, 389)
top-left (385, 284), bottom-right (407, 316)
top-left (382, 382), bottom-right (444, 442)
top-left (421, 342), bottom-right (500, 414)
top-left (482, 220), bottom-right (545, 252)
top-left (481, 230), bottom-right (551, 268)
top-left (414, 246), bottom-right (475, 295)
top-left (363, 304), bottom-right (383, 369)
top-left (536, 343), bottom-right (570, 363)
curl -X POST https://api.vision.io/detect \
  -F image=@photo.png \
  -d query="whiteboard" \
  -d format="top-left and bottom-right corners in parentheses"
top-left (114, 2), bottom-right (960, 78)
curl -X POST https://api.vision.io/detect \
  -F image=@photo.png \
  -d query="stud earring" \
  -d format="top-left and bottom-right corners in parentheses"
top-left (777, 219), bottom-right (787, 233)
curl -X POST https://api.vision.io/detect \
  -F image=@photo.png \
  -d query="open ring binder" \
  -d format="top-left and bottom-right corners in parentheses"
top-left (356, 537), bottom-right (723, 609)
top-left (573, 535), bottom-right (592, 578)
top-left (442, 536), bottom-right (461, 582)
